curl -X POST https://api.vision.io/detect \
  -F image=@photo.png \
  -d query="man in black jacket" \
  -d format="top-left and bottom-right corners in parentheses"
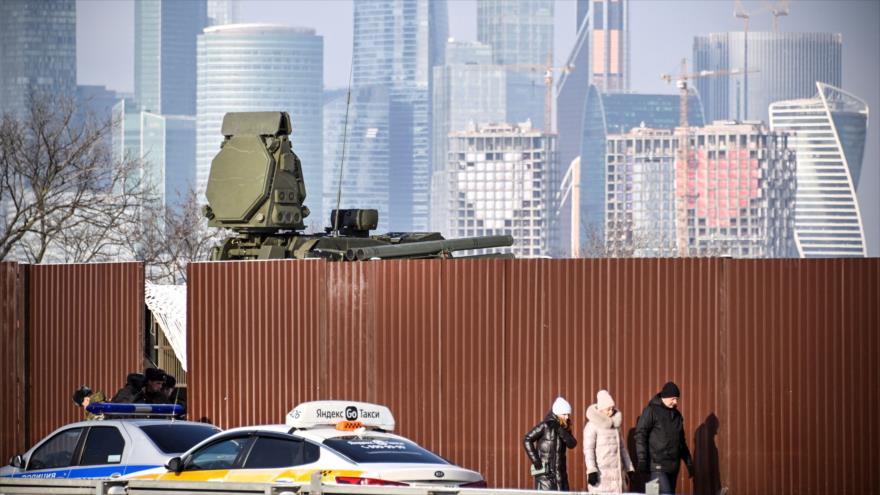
top-left (634, 382), bottom-right (694, 494)
top-left (523, 397), bottom-right (578, 490)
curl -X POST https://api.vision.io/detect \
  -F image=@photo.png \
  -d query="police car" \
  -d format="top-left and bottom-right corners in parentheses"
top-left (128, 401), bottom-right (486, 488)
top-left (0, 403), bottom-right (221, 479)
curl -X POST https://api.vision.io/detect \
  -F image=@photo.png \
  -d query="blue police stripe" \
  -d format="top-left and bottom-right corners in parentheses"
top-left (6, 464), bottom-right (159, 479)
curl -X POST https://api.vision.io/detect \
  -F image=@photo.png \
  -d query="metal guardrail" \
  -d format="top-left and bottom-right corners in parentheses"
top-left (0, 478), bottom-right (614, 495)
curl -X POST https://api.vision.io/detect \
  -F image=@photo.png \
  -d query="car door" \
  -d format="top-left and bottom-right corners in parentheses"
top-left (67, 425), bottom-right (129, 478)
top-left (155, 434), bottom-right (252, 481)
top-left (224, 434), bottom-right (322, 483)
top-left (16, 427), bottom-right (84, 479)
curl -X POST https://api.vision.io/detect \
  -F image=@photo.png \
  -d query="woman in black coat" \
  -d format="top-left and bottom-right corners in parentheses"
top-left (523, 397), bottom-right (578, 490)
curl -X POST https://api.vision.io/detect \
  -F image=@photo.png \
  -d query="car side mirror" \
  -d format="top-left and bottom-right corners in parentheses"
top-left (165, 456), bottom-right (183, 473)
top-left (9, 455), bottom-right (23, 468)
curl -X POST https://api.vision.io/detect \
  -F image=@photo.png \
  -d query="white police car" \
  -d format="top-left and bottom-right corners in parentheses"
top-left (128, 401), bottom-right (486, 488)
top-left (1, 404), bottom-right (220, 479)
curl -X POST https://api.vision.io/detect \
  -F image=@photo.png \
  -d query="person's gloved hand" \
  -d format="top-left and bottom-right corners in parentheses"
top-left (587, 472), bottom-right (599, 486)
top-left (686, 460), bottom-right (695, 478)
top-left (533, 460), bottom-right (543, 471)
top-left (638, 460), bottom-right (650, 473)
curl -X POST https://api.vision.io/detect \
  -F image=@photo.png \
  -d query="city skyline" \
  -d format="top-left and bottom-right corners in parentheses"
top-left (75, 0), bottom-right (880, 256)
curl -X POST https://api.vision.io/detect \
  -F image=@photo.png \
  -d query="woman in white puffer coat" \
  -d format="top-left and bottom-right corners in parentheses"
top-left (583, 390), bottom-right (634, 493)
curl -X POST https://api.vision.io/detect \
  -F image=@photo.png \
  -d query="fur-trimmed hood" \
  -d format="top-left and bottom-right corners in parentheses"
top-left (586, 403), bottom-right (623, 429)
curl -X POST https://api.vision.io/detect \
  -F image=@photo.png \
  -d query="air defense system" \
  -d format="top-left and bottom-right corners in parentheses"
top-left (202, 111), bottom-right (514, 261)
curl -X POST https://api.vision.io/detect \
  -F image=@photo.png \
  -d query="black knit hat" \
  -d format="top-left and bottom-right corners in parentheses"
top-left (660, 381), bottom-right (681, 398)
top-left (145, 367), bottom-right (165, 382)
top-left (126, 373), bottom-right (146, 389)
top-left (72, 385), bottom-right (92, 406)
top-left (163, 374), bottom-right (176, 389)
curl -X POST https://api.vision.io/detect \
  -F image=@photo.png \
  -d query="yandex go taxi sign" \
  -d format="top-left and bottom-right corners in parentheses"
top-left (286, 401), bottom-right (396, 431)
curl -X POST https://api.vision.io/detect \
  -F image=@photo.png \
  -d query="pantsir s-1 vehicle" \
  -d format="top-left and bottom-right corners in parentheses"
top-left (128, 401), bottom-right (486, 488)
top-left (203, 111), bottom-right (513, 261)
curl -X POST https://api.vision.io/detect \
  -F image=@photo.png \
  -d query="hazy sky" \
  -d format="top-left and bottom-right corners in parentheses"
top-left (76, 0), bottom-right (880, 255)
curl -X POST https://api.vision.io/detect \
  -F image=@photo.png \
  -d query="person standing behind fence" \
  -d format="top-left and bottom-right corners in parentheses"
top-left (583, 390), bottom-right (634, 493)
top-left (634, 381), bottom-right (694, 494)
top-left (523, 397), bottom-right (578, 491)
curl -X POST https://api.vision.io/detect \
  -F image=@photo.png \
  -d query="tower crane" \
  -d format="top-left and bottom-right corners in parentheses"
top-left (661, 59), bottom-right (757, 256)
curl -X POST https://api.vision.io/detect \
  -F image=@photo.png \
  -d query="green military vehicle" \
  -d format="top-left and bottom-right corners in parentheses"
top-left (203, 111), bottom-right (513, 261)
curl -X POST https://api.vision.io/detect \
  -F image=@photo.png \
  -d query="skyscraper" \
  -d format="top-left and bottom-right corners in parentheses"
top-left (112, 99), bottom-right (166, 209)
top-left (694, 32), bottom-right (842, 124)
top-left (477, 0), bottom-right (553, 130)
top-left (350, 0), bottom-right (448, 231)
top-left (770, 82), bottom-right (868, 257)
top-left (207, 0), bottom-right (239, 26)
top-left (561, 86), bottom-right (705, 256)
top-left (0, 0), bottom-right (76, 117)
top-left (431, 40), bottom-right (506, 176)
top-left (605, 122), bottom-right (796, 258)
top-left (438, 122), bottom-right (555, 257)
top-left (135, 0), bottom-right (207, 115)
top-left (323, 87), bottom-right (391, 231)
top-left (196, 24), bottom-right (323, 223)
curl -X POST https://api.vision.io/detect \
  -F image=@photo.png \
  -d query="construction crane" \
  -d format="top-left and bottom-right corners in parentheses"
top-left (767, 0), bottom-right (790, 32)
top-left (661, 59), bottom-right (757, 256)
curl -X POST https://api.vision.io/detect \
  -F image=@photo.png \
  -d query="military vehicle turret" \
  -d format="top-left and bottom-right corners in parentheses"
top-left (202, 111), bottom-right (513, 261)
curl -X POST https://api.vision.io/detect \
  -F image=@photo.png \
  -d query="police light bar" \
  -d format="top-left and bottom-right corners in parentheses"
top-left (286, 401), bottom-right (395, 431)
top-left (85, 402), bottom-right (184, 416)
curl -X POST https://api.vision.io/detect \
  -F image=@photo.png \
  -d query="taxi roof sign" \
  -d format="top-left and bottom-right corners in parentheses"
top-left (286, 401), bottom-right (395, 431)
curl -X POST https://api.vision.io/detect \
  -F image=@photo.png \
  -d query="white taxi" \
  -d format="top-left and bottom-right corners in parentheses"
top-left (127, 401), bottom-right (486, 488)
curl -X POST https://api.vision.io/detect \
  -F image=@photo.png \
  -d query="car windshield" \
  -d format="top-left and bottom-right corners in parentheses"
top-left (323, 436), bottom-right (450, 464)
top-left (139, 424), bottom-right (221, 454)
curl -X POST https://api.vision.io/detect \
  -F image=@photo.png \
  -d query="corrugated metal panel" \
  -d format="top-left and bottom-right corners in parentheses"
top-left (0, 262), bottom-right (26, 460)
top-left (188, 258), bottom-right (879, 494)
top-left (27, 262), bottom-right (143, 445)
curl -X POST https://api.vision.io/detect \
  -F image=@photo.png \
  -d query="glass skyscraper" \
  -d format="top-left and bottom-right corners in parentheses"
top-left (0, 0), bottom-right (76, 117)
top-left (112, 99), bottom-right (167, 209)
top-left (770, 82), bottom-right (868, 257)
top-left (694, 32), bottom-right (842, 124)
top-left (350, 0), bottom-right (448, 232)
top-left (432, 41), bottom-right (506, 173)
top-left (477, 0), bottom-right (553, 131)
top-left (135, 0), bottom-right (207, 115)
top-left (196, 24), bottom-right (324, 226)
top-left (207, 0), bottom-right (239, 26)
top-left (324, 87), bottom-right (391, 231)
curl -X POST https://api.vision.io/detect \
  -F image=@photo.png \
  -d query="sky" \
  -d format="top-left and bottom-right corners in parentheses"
top-left (76, 0), bottom-right (880, 255)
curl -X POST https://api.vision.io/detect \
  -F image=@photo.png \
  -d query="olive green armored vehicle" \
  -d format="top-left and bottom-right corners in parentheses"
top-left (203, 111), bottom-right (513, 261)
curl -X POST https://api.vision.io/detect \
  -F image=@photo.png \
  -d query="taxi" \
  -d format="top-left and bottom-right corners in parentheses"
top-left (128, 401), bottom-right (486, 488)
top-left (1, 403), bottom-right (220, 479)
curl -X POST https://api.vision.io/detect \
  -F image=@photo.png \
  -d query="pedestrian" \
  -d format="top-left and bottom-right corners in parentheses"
top-left (140, 367), bottom-right (168, 404)
top-left (583, 390), bottom-right (634, 493)
top-left (634, 381), bottom-right (695, 494)
top-left (161, 374), bottom-right (176, 400)
top-left (72, 385), bottom-right (106, 420)
top-left (523, 397), bottom-right (578, 491)
top-left (111, 373), bottom-right (145, 403)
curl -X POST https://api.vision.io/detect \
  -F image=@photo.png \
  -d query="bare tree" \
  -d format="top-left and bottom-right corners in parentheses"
top-left (127, 190), bottom-right (226, 284)
top-left (0, 92), bottom-right (154, 263)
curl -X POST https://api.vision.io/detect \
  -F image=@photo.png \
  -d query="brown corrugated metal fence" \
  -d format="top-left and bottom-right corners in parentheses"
top-left (26, 262), bottom-right (144, 446)
top-left (0, 262), bottom-right (26, 462)
top-left (188, 258), bottom-right (879, 494)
